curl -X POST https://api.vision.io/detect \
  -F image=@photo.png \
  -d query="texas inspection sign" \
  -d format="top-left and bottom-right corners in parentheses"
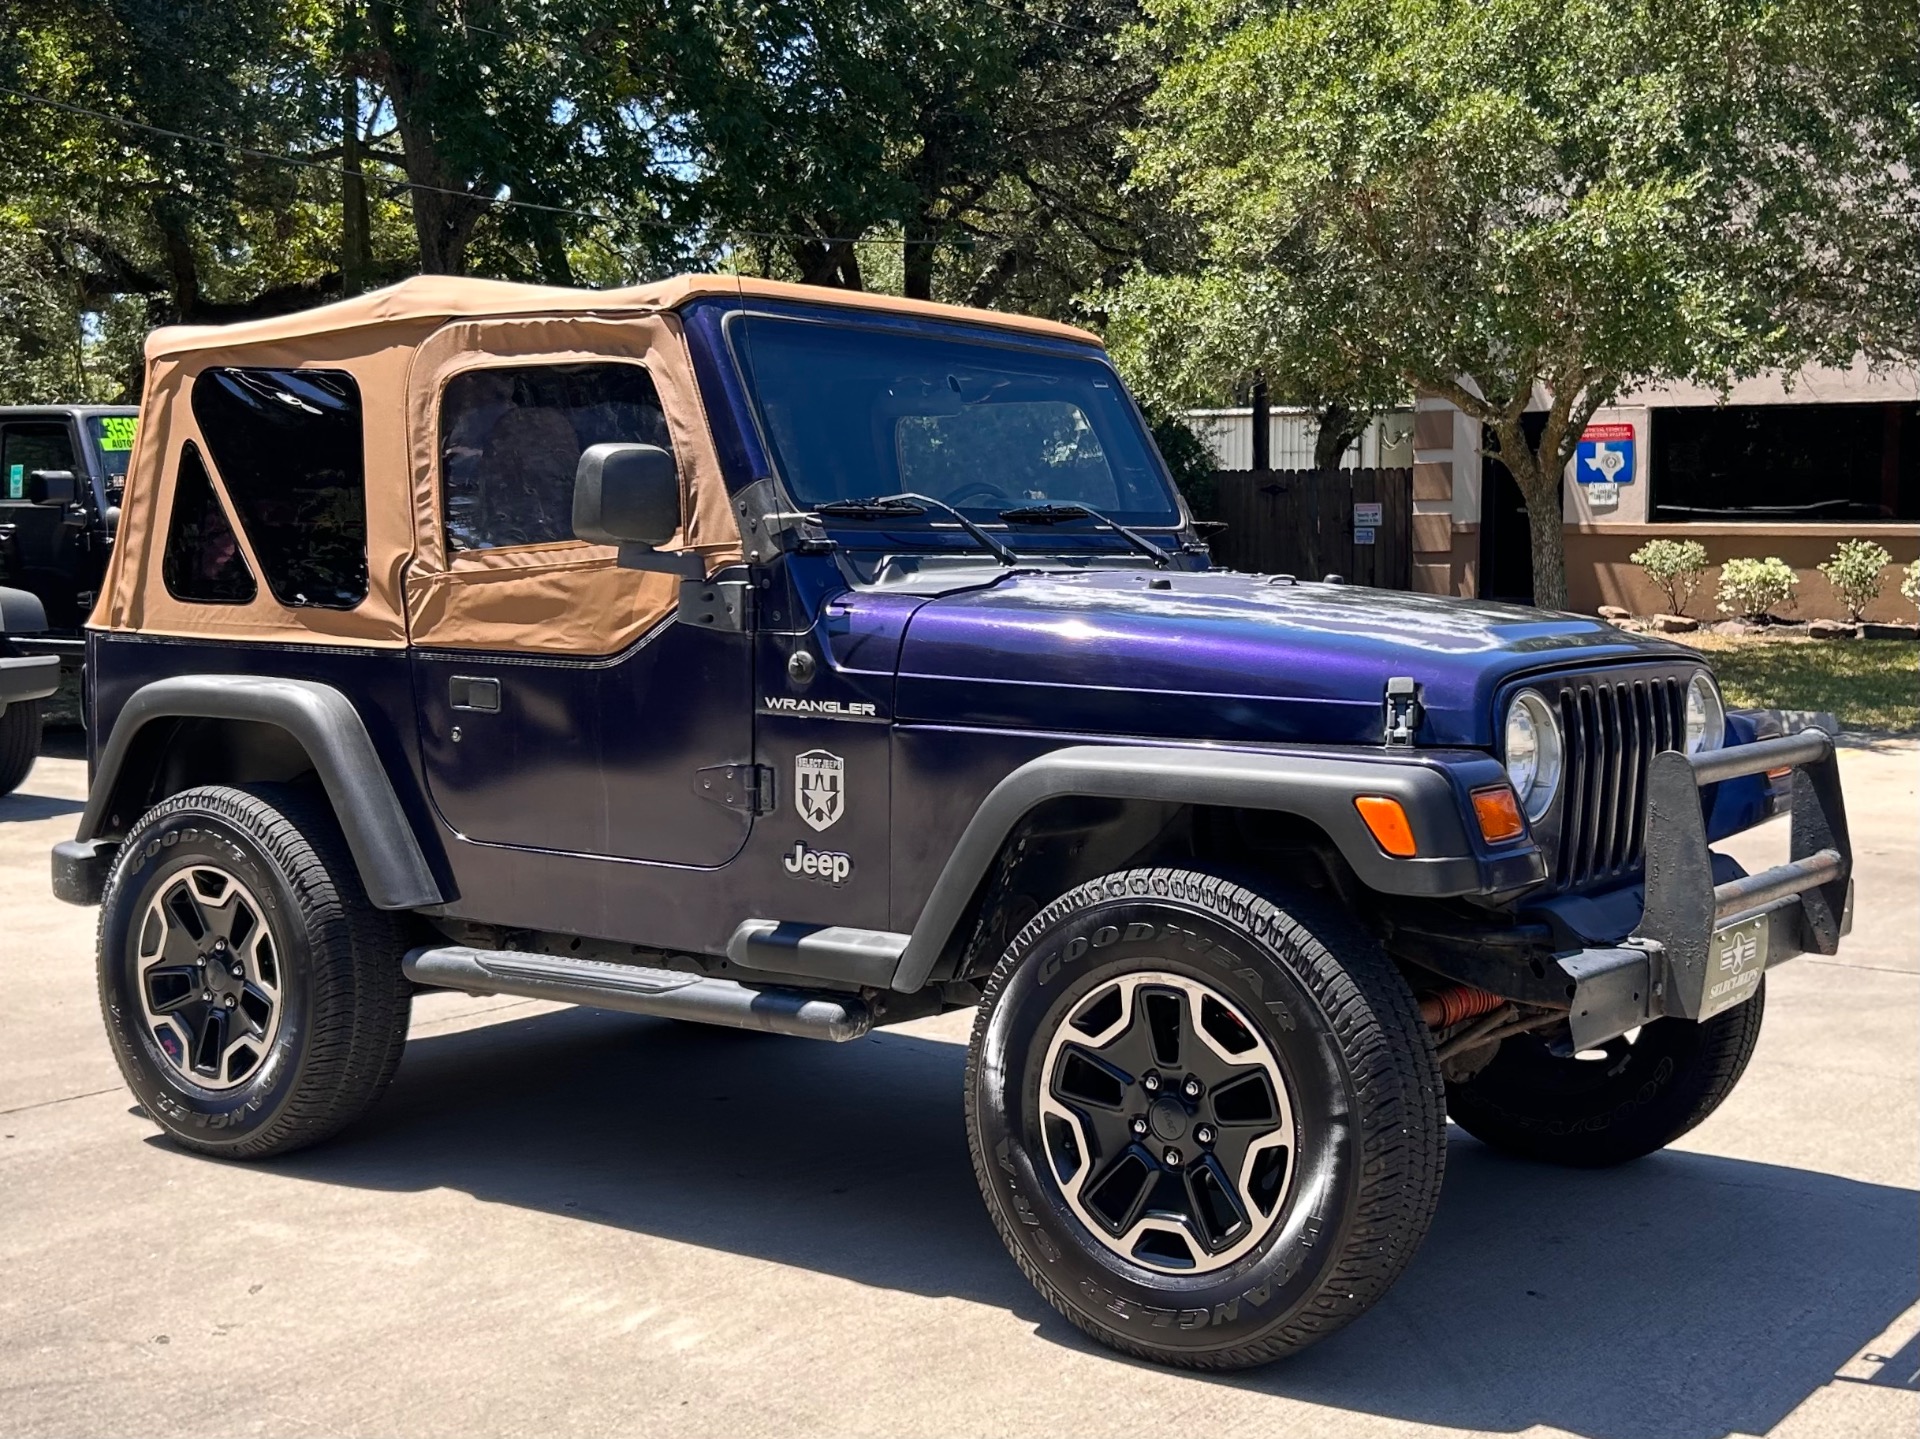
top-left (1576, 423), bottom-right (1636, 486)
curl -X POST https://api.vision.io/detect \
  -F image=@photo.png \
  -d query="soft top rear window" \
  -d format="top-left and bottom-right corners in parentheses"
top-left (190, 368), bottom-right (368, 610)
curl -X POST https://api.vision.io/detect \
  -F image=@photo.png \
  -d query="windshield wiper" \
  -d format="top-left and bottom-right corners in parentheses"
top-left (998, 502), bottom-right (1170, 568)
top-left (815, 492), bottom-right (1018, 566)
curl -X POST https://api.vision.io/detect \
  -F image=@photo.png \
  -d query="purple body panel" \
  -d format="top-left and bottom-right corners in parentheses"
top-left (889, 569), bottom-right (1694, 747)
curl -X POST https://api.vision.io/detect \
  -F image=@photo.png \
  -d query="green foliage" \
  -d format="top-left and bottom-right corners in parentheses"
top-left (1141, 405), bottom-right (1217, 515)
top-left (1629, 538), bottom-right (1710, 616)
top-left (1123, 0), bottom-right (1920, 606)
top-left (1818, 539), bottom-right (1894, 621)
top-left (1904, 560), bottom-right (1920, 613)
top-left (1717, 556), bottom-right (1799, 620)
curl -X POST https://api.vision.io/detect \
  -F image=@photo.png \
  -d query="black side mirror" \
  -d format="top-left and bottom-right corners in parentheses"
top-left (28, 469), bottom-right (78, 506)
top-left (573, 443), bottom-right (680, 549)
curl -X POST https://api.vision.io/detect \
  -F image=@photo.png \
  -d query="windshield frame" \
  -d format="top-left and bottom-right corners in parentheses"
top-left (719, 303), bottom-right (1190, 549)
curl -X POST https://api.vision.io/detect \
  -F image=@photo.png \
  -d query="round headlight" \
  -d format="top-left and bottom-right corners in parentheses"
top-left (1684, 673), bottom-right (1725, 755)
top-left (1503, 690), bottom-right (1563, 822)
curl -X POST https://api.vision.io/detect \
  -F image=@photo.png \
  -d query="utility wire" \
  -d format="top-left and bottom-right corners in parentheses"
top-left (0, 84), bottom-right (960, 248)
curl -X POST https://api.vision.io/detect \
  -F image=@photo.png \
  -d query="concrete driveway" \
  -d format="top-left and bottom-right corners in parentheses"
top-left (3, 734), bottom-right (1915, 1439)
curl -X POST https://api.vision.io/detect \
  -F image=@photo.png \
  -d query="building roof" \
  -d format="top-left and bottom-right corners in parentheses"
top-left (143, 273), bottom-right (1101, 360)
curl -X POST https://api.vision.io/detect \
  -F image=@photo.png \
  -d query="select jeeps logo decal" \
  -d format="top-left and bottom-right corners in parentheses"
top-left (795, 748), bottom-right (845, 831)
top-left (783, 841), bottom-right (852, 885)
top-left (761, 696), bottom-right (882, 719)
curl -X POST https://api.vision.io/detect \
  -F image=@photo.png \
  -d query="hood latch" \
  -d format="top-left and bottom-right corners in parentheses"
top-left (1384, 676), bottom-right (1423, 747)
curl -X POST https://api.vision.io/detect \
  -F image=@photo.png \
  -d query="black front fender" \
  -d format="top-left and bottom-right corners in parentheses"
top-left (889, 742), bottom-right (1544, 991)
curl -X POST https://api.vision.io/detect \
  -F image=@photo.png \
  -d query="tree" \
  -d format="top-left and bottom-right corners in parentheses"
top-left (1105, 269), bottom-right (1406, 472)
top-left (1126, 0), bottom-right (1920, 607)
top-left (678, 0), bottom-right (1166, 311)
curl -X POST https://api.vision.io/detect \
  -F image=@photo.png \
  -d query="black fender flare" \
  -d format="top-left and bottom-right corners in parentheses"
top-left (75, 675), bottom-right (443, 910)
top-left (889, 743), bottom-right (1543, 992)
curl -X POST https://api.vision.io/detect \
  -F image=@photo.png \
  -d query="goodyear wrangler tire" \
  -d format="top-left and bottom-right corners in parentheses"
top-left (965, 868), bottom-right (1445, 1369)
top-left (96, 783), bottom-right (412, 1159)
top-left (1445, 986), bottom-right (1766, 1168)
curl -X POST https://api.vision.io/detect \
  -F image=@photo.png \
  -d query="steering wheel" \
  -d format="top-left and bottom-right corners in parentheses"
top-left (946, 480), bottom-right (1013, 507)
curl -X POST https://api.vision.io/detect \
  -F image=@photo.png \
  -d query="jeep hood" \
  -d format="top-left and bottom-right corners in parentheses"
top-left (890, 569), bottom-right (1697, 747)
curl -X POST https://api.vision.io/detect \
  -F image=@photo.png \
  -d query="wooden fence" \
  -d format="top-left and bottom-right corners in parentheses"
top-left (1205, 468), bottom-right (1413, 588)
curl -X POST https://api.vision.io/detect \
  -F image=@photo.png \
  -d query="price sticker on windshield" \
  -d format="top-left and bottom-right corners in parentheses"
top-left (96, 415), bottom-right (138, 452)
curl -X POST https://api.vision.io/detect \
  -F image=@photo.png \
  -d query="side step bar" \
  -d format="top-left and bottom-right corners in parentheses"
top-left (402, 946), bottom-right (871, 1042)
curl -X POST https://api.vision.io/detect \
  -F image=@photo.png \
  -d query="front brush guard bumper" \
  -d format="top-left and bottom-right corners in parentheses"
top-left (1559, 728), bottom-right (1851, 1050)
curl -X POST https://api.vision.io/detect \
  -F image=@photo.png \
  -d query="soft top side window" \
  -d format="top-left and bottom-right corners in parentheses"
top-left (162, 441), bottom-right (257, 604)
top-left (190, 367), bottom-right (369, 609)
top-left (439, 362), bottom-right (675, 553)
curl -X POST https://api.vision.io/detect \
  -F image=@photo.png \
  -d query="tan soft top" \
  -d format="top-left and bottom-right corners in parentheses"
top-left (144, 273), bottom-right (1101, 360)
top-left (106, 275), bottom-right (1099, 655)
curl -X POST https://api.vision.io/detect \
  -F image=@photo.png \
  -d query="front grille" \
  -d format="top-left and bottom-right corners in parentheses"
top-left (1551, 673), bottom-right (1689, 891)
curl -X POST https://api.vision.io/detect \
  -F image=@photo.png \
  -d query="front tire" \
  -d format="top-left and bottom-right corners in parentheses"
top-left (96, 783), bottom-right (412, 1158)
top-left (1445, 988), bottom-right (1766, 1167)
top-left (966, 868), bottom-right (1445, 1369)
top-left (0, 698), bottom-right (40, 797)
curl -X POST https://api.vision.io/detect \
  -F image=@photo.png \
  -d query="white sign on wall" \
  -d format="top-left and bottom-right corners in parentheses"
top-left (1353, 502), bottom-right (1384, 527)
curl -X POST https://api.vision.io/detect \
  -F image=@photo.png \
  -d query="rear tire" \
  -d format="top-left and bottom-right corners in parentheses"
top-left (966, 867), bottom-right (1446, 1369)
top-left (0, 698), bottom-right (40, 797)
top-left (1445, 986), bottom-right (1766, 1167)
top-left (96, 783), bottom-right (412, 1158)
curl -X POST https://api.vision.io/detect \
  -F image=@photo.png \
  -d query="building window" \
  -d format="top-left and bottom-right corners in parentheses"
top-left (1651, 402), bottom-right (1917, 522)
top-left (190, 368), bottom-right (369, 608)
top-left (439, 363), bottom-right (674, 553)
top-left (162, 442), bottom-right (257, 604)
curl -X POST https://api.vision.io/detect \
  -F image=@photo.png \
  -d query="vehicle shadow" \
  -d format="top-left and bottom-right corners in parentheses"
top-left (0, 790), bottom-right (84, 823)
top-left (261, 1005), bottom-right (1915, 1439)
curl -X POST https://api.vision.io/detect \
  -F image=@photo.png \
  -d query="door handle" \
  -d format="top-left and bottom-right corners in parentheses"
top-left (449, 675), bottom-right (500, 712)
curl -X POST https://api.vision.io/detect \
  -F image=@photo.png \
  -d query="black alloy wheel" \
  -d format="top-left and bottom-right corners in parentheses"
top-left (1037, 971), bottom-right (1297, 1275)
top-left (133, 863), bottom-right (283, 1089)
top-left (967, 867), bottom-right (1446, 1369)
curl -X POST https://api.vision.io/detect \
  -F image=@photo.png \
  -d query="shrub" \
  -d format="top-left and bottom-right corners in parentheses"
top-left (1902, 558), bottom-right (1919, 613)
top-left (1717, 556), bottom-right (1798, 620)
top-left (1629, 538), bottom-right (1710, 615)
top-left (1817, 539), bottom-right (1893, 622)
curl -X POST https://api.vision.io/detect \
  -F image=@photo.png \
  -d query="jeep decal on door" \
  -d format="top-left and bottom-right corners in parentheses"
top-left (795, 749), bottom-right (845, 831)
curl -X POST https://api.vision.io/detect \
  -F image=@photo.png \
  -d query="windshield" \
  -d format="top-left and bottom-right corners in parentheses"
top-left (86, 414), bottom-right (137, 498)
top-left (729, 314), bottom-right (1181, 527)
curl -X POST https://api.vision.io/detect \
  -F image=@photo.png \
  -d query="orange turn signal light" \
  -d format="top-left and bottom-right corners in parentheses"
top-left (1471, 785), bottom-right (1526, 843)
top-left (1354, 796), bottom-right (1418, 857)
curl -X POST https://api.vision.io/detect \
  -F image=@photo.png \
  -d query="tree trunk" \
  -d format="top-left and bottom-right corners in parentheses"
top-left (904, 219), bottom-right (935, 300)
top-left (1524, 482), bottom-right (1569, 611)
top-left (1313, 402), bottom-right (1361, 475)
top-left (1250, 377), bottom-right (1270, 470)
top-left (341, 76), bottom-right (371, 296)
top-left (529, 210), bottom-right (574, 286)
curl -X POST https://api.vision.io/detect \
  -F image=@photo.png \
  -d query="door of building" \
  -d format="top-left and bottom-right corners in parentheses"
top-left (1478, 418), bottom-right (1547, 605)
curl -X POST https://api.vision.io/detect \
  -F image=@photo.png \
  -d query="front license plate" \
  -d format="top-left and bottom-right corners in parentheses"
top-left (1701, 916), bottom-right (1770, 1020)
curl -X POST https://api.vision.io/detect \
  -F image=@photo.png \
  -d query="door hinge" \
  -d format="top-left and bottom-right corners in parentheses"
top-left (679, 577), bottom-right (750, 632)
top-left (694, 762), bottom-right (775, 815)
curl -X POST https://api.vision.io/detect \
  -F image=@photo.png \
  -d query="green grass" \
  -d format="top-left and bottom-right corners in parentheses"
top-left (1669, 634), bottom-right (1919, 734)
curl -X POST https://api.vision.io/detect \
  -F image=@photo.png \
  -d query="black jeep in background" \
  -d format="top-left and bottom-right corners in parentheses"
top-left (0, 404), bottom-right (136, 792)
